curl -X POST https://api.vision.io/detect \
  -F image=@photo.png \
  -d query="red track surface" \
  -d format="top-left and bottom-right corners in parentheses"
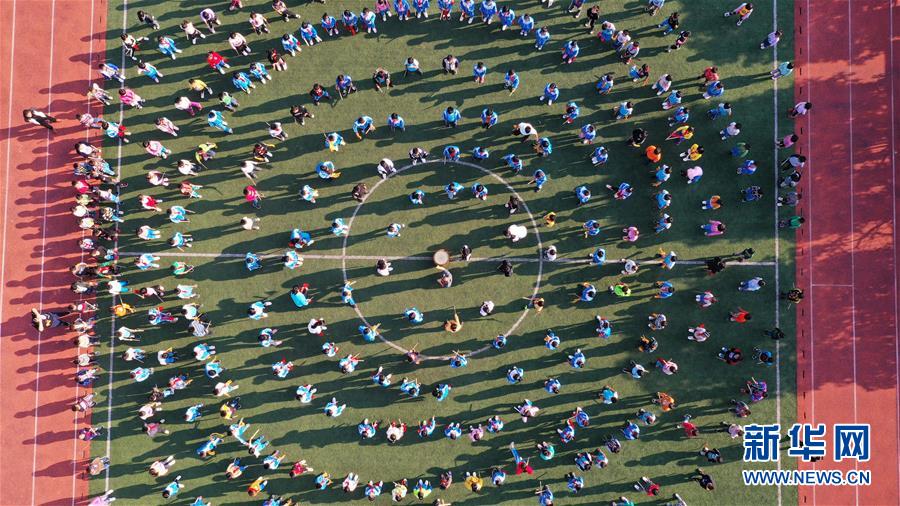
top-left (795, 0), bottom-right (900, 504)
top-left (0, 0), bottom-right (105, 504)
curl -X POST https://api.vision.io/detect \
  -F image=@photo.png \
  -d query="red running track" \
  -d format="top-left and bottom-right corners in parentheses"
top-left (0, 0), bottom-right (106, 504)
top-left (794, 0), bottom-right (900, 504)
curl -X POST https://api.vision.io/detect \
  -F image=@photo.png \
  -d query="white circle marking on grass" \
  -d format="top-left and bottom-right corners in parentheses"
top-left (340, 159), bottom-right (543, 361)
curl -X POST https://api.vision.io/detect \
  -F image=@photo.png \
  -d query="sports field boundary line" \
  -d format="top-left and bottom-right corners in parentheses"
top-left (890, 0), bottom-right (900, 492)
top-left (846, 4), bottom-right (861, 503)
top-left (0, 0), bottom-right (22, 501)
top-left (104, 0), bottom-right (127, 491)
top-left (116, 250), bottom-right (778, 267)
top-left (72, 0), bottom-right (98, 501)
top-left (31, 1), bottom-right (58, 502)
top-left (800, 0), bottom-right (817, 503)
top-left (771, 1), bottom-right (784, 502)
top-left (95, 5), bottom-right (790, 502)
top-left (0, 0), bottom-right (18, 408)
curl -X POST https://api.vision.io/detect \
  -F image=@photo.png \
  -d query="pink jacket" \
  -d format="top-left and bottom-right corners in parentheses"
top-left (120, 89), bottom-right (140, 105)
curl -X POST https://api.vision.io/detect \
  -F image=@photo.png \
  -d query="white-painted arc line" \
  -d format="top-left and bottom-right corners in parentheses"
top-left (340, 160), bottom-right (544, 360)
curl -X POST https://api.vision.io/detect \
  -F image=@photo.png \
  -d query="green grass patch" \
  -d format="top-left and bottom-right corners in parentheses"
top-left (93, 0), bottom-right (797, 504)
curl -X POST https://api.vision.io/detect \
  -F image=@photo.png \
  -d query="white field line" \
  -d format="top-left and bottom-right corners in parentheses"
top-left (116, 250), bottom-right (777, 267)
top-left (890, 0), bottom-right (900, 493)
top-left (104, 0), bottom-right (128, 491)
top-left (847, 3), bottom-right (860, 502)
top-left (771, 0), bottom-right (783, 501)
top-left (72, 0), bottom-right (97, 501)
top-left (803, 0), bottom-right (818, 503)
top-left (31, 1), bottom-right (57, 503)
top-left (0, 0), bottom-right (17, 416)
top-left (100, 13), bottom-right (787, 497)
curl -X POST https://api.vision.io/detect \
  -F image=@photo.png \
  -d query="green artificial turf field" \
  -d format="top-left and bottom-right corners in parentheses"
top-left (93, 0), bottom-right (797, 503)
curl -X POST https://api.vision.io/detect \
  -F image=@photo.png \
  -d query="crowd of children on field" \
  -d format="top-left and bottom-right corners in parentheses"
top-left (18, 1), bottom-right (812, 504)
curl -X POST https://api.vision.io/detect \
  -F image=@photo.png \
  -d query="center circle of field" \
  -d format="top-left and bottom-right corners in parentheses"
top-left (340, 160), bottom-right (544, 360)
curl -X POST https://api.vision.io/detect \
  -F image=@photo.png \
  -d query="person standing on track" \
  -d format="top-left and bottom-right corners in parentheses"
top-left (23, 108), bottom-right (58, 131)
top-left (788, 101), bottom-right (812, 118)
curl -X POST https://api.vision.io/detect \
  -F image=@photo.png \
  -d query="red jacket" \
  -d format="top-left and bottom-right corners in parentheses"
top-left (207, 52), bottom-right (227, 68)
